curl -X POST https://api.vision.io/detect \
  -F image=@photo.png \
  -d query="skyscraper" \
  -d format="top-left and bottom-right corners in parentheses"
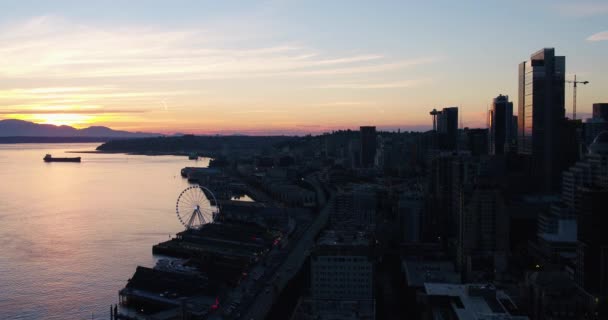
top-left (437, 107), bottom-right (458, 150)
top-left (360, 126), bottom-right (377, 168)
top-left (489, 94), bottom-right (514, 155)
top-left (518, 48), bottom-right (566, 190)
top-left (575, 186), bottom-right (608, 297)
top-left (457, 176), bottom-right (509, 280)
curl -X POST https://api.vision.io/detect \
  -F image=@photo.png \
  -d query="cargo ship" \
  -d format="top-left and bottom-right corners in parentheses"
top-left (43, 154), bottom-right (81, 162)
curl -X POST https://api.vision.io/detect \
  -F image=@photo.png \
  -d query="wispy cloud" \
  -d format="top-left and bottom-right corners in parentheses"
top-left (317, 79), bottom-right (432, 89)
top-left (587, 30), bottom-right (608, 41)
top-left (0, 16), bottom-right (431, 80)
top-left (229, 109), bottom-right (290, 114)
top-left (307, 101), bottom-right (369, 107)
top-left (554, 2), bottom-right (608, 17)
top-left (0, 15), bottom-right (439, 131)
top-left (0, 108), bottom-right (146, 115)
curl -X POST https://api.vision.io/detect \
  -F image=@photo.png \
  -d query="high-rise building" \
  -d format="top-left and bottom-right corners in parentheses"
top-left (437, 107), bottom-right (459, 150)
top-left (332, 185), bottom-right (378, 230)
top-left (573, 132), bottom-right (608, 297)
top-left (489, 94), bottom-right (514, 155)
top-left (309, 231), bottom-right (375, 319)
top-left (575, 186), bottom-right (608, 297)
top-left (426, 151), bottom-right (477, 240)
top-left (360, 126), bottom-right (377, 168)
top-left (518, 48), bottom-right (566, 191)
top-left (457, 176), bottom-right (509, 280)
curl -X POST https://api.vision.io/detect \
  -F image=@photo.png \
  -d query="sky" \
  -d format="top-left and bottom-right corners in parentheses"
top-left (0, 0), bottom-right (606, 135)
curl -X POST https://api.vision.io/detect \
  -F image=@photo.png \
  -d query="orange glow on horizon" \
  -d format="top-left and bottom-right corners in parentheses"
top-left (9, 113), bottom-right (98, 129)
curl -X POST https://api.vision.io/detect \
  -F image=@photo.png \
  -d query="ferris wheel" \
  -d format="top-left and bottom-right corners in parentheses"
top-left (175, 185), bottom-right (219, 229)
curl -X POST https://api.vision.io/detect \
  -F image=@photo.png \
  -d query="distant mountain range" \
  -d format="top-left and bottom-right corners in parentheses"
top-left (0, 119), bottom-right (161, 138)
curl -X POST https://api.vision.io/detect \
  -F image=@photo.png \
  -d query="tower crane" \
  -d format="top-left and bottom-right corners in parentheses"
top-left (566, 74), bottom-right (589, 120)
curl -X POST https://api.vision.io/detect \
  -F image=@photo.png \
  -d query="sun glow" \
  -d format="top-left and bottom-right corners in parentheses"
top-left (11, 113), bottom-right (96, 128)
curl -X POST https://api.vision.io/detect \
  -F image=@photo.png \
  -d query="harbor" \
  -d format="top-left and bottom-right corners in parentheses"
top-left (114, 161), bottom-right (329, 320)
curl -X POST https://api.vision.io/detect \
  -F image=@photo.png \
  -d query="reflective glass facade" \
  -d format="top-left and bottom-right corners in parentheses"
top-left (517, 48), bottom-right (565, 190)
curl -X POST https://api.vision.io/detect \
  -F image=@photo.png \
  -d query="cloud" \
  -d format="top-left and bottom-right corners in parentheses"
top-left (0, 16), bottom-right (434, 80)
top-left (229, 109), bottom-right (289, 114)
top-left (587, 31), bottom-right (608, 41)
top-left (317, 79), bottom-right (432, 89)
top-left (554, 2), bottom-right (608, 17)
top-left (0, 109), bottom-right (146, 115)
top-left (307, 101), bottom-right (369, 107)
top-left (0, 15), bottom-right (439, 131)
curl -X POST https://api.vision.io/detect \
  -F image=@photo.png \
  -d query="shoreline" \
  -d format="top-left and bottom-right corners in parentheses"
top-left (66, 150), bottom-right (215, 158)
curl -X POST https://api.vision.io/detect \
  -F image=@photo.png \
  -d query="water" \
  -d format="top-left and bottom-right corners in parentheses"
top-left (0, 143), bottom-right (209, 320)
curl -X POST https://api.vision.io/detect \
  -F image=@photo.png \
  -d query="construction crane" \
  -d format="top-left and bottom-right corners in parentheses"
top-left (566, 74), bottom-right (589, 121)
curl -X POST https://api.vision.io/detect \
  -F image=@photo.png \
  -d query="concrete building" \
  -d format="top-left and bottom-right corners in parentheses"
top-left (518, 48), bottom-right (566, 191)
top-left (311, 231), bottom-right (374, 301)
top-left (306, 230), bottom-right (375, 320)
top-left (331, 184), bottom-right (378, 230)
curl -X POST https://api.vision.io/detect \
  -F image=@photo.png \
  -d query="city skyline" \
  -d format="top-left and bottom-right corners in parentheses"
top-left (1, 1), bottom-right (607, 134)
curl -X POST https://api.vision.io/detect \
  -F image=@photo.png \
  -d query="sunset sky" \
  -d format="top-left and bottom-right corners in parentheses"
top-left (0, 0), bottom-right (607, 134)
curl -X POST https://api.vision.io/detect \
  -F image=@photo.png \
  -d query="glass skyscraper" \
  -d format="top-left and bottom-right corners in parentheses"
top-left (518, 48), bottom-right (566, 190)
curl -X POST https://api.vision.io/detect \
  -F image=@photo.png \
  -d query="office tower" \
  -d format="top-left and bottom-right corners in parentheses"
top-left (569, 132), bottom-right (608, 297)
top-left (437, 107), bottom-right (459, 150)
top-left (457, 175), bottom-right (509, 280)
top-left (518, 48), bottom-right (566, 191)
top-left (426, 151), bottom-right (477, 241)
top-left (489, 94), bottom-right (514, 155)
top-left (593, 103), bottom-right (608, 121)
top-left (561, 132), bottom-right (608, 210)
top-left (309, 231), bottom-right (375, 319)
top-left (332, 185), bottom-right (377, 230)
top-left (360, 126), bottom-right (377, 168)
top-left (575, 186), bottom-right (608, 297)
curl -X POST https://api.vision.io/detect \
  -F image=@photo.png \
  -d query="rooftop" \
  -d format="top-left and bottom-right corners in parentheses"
top-left (402, 259), bottom-right (460, 287)
top-left (424, 283), bottom-right (529, 320)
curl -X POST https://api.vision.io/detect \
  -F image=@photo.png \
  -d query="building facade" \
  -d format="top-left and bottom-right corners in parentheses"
top-left (360, 126), bottom-right (377, 168)
top-left (489, 94), bottom-right (514, 155)
top-left (518, 48), bottom-right (566, 191)
top-left (437, 107), bottom-right (459, 151)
